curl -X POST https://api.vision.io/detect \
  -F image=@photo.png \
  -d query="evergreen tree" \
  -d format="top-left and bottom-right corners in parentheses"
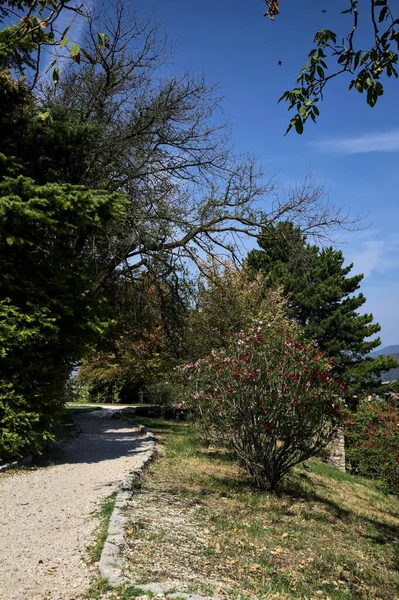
top-left (247, 222), bottom-right (397, 400)
top-left (0, 21), bottom-right (126, 459)
top-left (0, 176), bottom-right (125, 459)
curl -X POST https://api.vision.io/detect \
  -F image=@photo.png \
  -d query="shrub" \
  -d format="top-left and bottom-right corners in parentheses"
top-left (346, 393), bottom-right (399, 495)
top-left (63, 378), bottom-right (92, 404)
top-left (178, 323), bottom-right (344, 490)
top-left (146, 380), bottom-right (185, 406)
top-left (0, 300), bottom-right (64, 461)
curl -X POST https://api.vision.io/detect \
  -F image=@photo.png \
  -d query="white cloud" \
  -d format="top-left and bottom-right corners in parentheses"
top-left (309, 129), bottom-right (399, 154)
top-left (351, 240), bottom-right (384, 277)
top-left (342, 230), bottom-right (399, 279)
top-left (363, 281), bottom-right (399, 347)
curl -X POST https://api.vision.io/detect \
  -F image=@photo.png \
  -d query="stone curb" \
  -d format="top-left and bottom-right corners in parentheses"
top-left (137, 582), bottom-right (225, 599)
top-left (0, 454), bottom-right (34, 474)
top-left (98, 424), bottom-right (156, 587)
top-left (98, 420), bottom-right (225, 599)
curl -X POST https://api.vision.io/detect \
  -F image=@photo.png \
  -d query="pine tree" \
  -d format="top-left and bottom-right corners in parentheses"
top-left (247, 222), bottom-right (397, 400)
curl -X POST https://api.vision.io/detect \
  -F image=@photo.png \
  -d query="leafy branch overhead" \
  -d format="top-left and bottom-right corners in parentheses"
top-left (0, 0), bottom-right (106, 88)
top-left (264, 0), bottom-right (399, 134)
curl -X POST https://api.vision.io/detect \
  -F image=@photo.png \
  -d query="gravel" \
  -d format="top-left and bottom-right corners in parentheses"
top-left (0, 407), bottom-right (149, 600)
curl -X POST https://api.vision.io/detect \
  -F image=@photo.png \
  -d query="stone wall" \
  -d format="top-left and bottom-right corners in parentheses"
top-left (325, 428), bottom-right (346, 471)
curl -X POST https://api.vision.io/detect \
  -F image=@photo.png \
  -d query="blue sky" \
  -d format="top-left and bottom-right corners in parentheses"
top-left (132, 0), bottom-right (398, 348)
top-left (73, 0), bottom-right (399, 346)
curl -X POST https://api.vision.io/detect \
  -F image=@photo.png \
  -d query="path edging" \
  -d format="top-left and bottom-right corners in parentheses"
top-left (0, 454), bottom-right (33, 474)
top-left (98, 424), bottom-right (156, 587)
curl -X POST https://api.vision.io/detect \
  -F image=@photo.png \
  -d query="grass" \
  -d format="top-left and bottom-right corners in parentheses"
top-left (87, 492), bottom-right (118, 563)
top-left (65, 405), bottom-right (103, 414)
top-left (84, 578), bottom-right (153, 600)
top-left (121, 417), bottom-right (399, 600)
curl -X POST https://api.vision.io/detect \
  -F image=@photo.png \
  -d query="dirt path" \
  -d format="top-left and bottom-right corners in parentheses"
top-left (0, 407), bottom-right (148, 600)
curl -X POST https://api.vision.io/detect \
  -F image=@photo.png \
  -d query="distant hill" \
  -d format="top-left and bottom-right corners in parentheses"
top-left (370, 346), bottom-right (399, 382)
top-left (371, 345), bottom-right (399, 357)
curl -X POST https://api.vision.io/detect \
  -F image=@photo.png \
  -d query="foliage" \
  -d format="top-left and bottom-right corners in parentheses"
top-left (0, 0), bottom-right (353, 459)
top-left (0, 176), bottom-right (125, 459)
top-left (178, 322), bottom-right (344, 490)
top-left (146, 380), bottom-right (184, 406)
top-left (186, 259), bottom-right (289, 360)
top-left (63, 378), bottom-right (92, 405)
top-left (264, 0), bottom-right (399, 133)
top-left (78, 273), bottom-right (188, 404)
top-left (247, 222), bottom-right (397, 401)
top-left (375, 380), bottom-right (399, 395)
top-left (378, 352), bottom-right (399, 382)
top-left (0, 0), bottom-right (101, 87)
top-left (42, 1), bottom-right (351, 299)
top-left (346, 394), bottom-right (399, 495)
top-left (0, 299), bottom-right (62, 459)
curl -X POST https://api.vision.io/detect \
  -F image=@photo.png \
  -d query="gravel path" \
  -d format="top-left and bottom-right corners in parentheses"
top-left (0, 407), bottom-right (148, 600)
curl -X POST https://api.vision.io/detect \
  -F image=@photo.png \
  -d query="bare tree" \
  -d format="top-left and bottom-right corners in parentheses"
top-left (41, 0), bottom-right (356, 297)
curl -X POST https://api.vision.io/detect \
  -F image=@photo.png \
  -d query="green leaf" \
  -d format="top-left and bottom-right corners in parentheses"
top-left (367, 81), bottom-right (384, 107)
top-left (278, 91), bottom-right (290, 103)
top-left (52, 66), bottom-right (59, 85)
top-left (61, 22), bottom-right (71, 39)
top-left (60, 36), bottom-right (69, 49)
top-left (360, 52), bottom-right (370, 65)
top-left (70, 42), bottom-right (80, 57)
top-left (379, 6), bottom-right (389, 22)
top-left (97, 32), bottom-right (110, 49)
top-left (69, 43), bottom-right (81, 64)
top-left (45, 58), bottom-right (56, 74)
top-left (293, 115), bottom-right (303, 135)
top-left (299, 106), bottom-right (308, 118)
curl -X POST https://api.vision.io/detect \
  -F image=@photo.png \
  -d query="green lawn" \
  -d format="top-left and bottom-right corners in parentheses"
top-left (118, 417), bottom-right (399, 600)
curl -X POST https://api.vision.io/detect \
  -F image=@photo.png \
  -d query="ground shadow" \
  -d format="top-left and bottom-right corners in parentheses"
top-left (36, 409), bottom-right (151, 467)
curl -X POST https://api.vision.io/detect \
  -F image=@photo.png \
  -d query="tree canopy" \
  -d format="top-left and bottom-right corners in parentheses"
top-left (247, 222), bottom-right (397, 400)
top-left (0, 0), bottom-right (362, 460)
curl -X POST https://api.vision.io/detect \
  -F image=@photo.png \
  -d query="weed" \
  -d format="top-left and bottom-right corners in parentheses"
top-left (84, 578), bottom-right (152, 600)
top-left (87, 492), bottom-right (117, 563)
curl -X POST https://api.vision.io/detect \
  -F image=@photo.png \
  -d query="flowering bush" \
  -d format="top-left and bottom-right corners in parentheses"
top-left (178, 323), bottom-right (344, 490)
top-left (346, 393), bottom-right (399, 495)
